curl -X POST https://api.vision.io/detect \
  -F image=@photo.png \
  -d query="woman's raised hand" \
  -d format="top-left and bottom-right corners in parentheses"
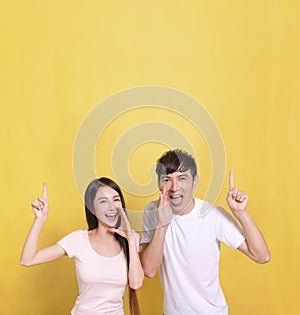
top-left (31, 183), bottom-right (48, 219)
top-left (109, 207), bottom-right (135, 241)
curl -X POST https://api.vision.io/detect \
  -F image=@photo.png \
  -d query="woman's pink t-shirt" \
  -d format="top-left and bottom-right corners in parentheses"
top-left (57, 230), bottom-right (127, 315)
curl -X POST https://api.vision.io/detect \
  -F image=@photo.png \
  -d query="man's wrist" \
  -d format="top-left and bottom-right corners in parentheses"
top-left (233, 209), bottom-right (250, 221)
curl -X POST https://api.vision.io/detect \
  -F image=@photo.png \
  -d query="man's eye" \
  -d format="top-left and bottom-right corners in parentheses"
top-left (100, 200), bottom-right (107, 204)
top-left (162, 178), bottom-right (170, 182)
top-left (179, 177), bottom-right (186, 181)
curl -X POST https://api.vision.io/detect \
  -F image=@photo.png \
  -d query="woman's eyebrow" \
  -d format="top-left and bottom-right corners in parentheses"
top-left (96, 195), bottom-right (120, 200)
top-left (96, 196), bottom-right (108, 201)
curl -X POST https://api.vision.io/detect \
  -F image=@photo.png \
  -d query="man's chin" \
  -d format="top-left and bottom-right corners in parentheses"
top-left (170, 198), bottom-right (194, 215)
top-left (170, 204), bottom-right (185, 215)
top-left (170, 196), bottom-right (183, 206)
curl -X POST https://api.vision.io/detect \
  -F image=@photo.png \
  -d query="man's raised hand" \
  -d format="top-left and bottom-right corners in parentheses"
top-left (157, 182), bottom-right (173, 227)
top-left (226, 170), bottom-right (248, 216)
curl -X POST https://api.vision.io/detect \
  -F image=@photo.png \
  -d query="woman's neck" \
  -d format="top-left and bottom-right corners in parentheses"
top-left (88, 225), bottom-right (121, 256)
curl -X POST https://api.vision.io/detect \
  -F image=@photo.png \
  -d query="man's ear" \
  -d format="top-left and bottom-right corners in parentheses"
top-left (193, 175), bottom-right (199, 189)
top-left (158, 177), bottom-right (162, 191)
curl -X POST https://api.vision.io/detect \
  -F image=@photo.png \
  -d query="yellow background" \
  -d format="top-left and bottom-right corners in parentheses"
top-left (1, 1), bottom-right (299, 314)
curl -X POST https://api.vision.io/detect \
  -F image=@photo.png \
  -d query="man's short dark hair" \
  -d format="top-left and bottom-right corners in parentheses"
top-left (156, 149), bottom-right (197, 179)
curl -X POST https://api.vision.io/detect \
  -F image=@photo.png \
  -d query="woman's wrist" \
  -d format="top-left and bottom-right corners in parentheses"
top-left (127, 234), bottom-right (137, 245)
top-left (34, 216), bottom-right (47, 224)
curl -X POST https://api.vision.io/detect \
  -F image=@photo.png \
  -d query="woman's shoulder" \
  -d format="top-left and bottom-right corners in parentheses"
top-left (60, 229), bottom-right (88, 241)
top-left (57, 230), bottom-right (88, 257)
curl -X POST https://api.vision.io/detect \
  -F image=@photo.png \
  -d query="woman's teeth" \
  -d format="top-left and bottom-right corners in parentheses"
top-left (105, 213), bottom-right (117, 221)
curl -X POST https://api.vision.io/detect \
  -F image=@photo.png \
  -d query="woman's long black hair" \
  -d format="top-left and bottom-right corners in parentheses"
top-left (84, 177), bottom-right (140, 315)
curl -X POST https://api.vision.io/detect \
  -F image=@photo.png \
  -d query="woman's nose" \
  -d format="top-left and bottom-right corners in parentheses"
top-left (108, 200), bottom-right (117, 210)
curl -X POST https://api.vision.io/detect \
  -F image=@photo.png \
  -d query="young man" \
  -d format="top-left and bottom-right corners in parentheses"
top-left (140, 149), bottom-right (270, 315)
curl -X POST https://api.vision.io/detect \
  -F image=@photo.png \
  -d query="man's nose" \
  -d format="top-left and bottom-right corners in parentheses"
top-left (170, 179), bottom-right (179, 192)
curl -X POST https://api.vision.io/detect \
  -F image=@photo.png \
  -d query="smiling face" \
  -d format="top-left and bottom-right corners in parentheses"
top-left (93, 185), bottom-right (123, 227)
top-left (159, 169), bottom-right (198, 215)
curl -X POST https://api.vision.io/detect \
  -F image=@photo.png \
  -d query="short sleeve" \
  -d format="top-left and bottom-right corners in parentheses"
top-left (57, 230), bottom-right (85, 258)
top-left (216, 207), bottom-right (245, 249)
top-left (140, 200), bottom-right (159, 244)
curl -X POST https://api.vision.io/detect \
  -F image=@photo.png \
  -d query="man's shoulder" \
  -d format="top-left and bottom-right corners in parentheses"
top-left (194, 198), bottom-right (223, 217)
top-left (144, 200), bottom-right (159, 211)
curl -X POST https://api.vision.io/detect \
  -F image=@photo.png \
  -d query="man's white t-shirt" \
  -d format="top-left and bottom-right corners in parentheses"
top-left (141, 198), bottom-right (245, 315)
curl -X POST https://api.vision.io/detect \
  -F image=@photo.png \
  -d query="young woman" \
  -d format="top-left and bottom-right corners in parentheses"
top-left (20, 177), bottom-right (144, 315)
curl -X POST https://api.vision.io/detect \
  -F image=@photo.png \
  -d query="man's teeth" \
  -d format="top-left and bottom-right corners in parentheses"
top-left (170, 195), bottom-right (181, 199)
